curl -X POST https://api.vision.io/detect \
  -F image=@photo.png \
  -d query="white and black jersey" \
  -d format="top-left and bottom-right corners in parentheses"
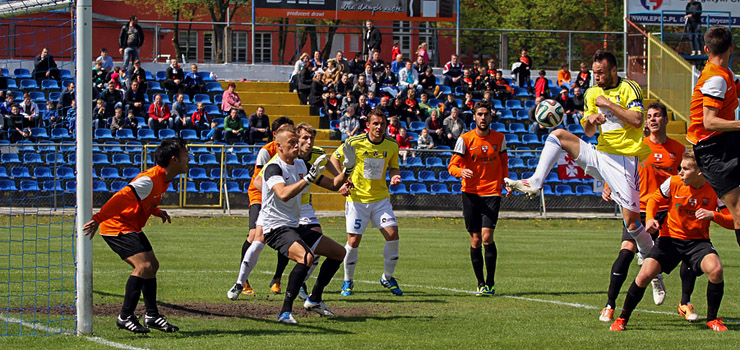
top-left (258, 156), bottom-right (308, 234)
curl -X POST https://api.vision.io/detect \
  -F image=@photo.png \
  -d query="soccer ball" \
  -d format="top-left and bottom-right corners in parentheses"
top-left (535, 99), bottom-right (565, 128)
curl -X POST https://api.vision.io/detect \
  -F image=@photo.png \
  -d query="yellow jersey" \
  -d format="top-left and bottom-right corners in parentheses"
top-left (582, 78), bottom-right (650, 158)
top-left (334, 133), bottom-right (399, 203)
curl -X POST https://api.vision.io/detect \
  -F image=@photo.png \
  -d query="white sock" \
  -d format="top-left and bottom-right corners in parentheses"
top-left (528, 134), bottom-right (562, 189)
top-left (304, 256), bottom-right (320, 284)
top-left (236, 241), bottom-right (264, 285)
top-left (628, 222), bottom-right (653, 255)
top-left (383, 240), bottom-right (400, 279)
top-left (343, 243), bottom-right (358, 281)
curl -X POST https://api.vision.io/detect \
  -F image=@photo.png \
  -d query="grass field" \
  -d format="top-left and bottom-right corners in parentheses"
top-left (4, 215), bottom-right (740, 349)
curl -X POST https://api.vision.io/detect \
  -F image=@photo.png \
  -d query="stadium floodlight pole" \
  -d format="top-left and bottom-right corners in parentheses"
top-left (455, 0), bottom-right (460, 55)
top-left (623, 0), bottom-right (627, 73)
top-left (75, 0), bottom-right (94, 336)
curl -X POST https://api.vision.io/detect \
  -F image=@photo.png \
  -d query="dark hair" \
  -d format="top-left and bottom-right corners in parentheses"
top-left (705, 26), bottom-right (733, 55)
top-left (101, 48), bottom-right (108, 53)
top-left (154, 138), bottom-right (187, 167)
top-left (129, 15), bottom-right (138, 21)
top-left (647, 101), bottom-right (667, 117)
top-left (368, 108), bottom-right (386, 120)
top-left (227, 82), bottom-right (236, 89)
top-left (271, 116), bottom-right (294, 132)
top-left (538, 70), bottom-right (546, 75)
top-left (473, 100), bottom-right (492, 113)
top-left (592, 50), bottom-right (617, 69)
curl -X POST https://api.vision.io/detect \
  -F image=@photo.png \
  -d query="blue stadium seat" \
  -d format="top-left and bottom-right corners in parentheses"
top-left (41, 79), bottom-right (60, 91)
top-left (514, 147), bottom-right (534, 158)
top-left (507, 171), bottom-right (518, 180)
top-left (389, 184), bottom-right (408, 194)
top-left (567, 124), bottom-right (584, 135)
top-left (231, 168), bottom-right (251, 180)
top-left (506, 100), bottom-right (523, 110)
top-left (0, 68), bottom-right (9, 77)
top-left (0, 179), bottom-right (17, 191)
top-left (399, 170), bottom-right (416, 181)
top-left (112, 128), bottom-right (135, 141)
top-left (23, 153), bottom-right (43, 164)
top-left (409, 183), bottom-right (429, 194)
top-left (6, 79), bottom-right (18, 89)
top-left (137, 129), bottom-right (158, 141)
top-left (56, 167), bottom-right (75, 180)
top-left (156, 71), bottom-right (166, 81)
top-left (31, 127), bottom-right (50, 140)
top-left (194, 94), bottom-right (212, 104)
top-left (526, 158), bottom-right (540, 168)
top-left (122, 167), bottom-right (140, 179)
top-left (20, 180), bottom-right (40, 191)
top-left (185, 181), bottom-right (197, 193)
top-left (198, 71), bottom-right (215, 82)
top-left (225, 181), bottom-right (241, 193)
top-left (95, 128), bottom-right (114, 141)
top-left (555, 184), bottom-right (574, 195)
top-left (521, 134), bottom-right (540, 145)
top-left (213, 94), bottom-right (223, 105)
top-left (100, 167), bottom-right (120, 179)
top-left (1, 153), bottom-right (20, 164)
top-left (430, 183), bottom-right (451, 194)
top-left (144, 71), bottom-right (154, 80)
top-left (204, 104), bottom-right (221, 117)
top-left (199, 154), bottom-right (218, 165)
top-left (64, 181), bottom-right (76, 192)
top-left (28, 91), bottom-right (46, 103)
top-left (425, 156), bottom-right (445, 168)
top-left (508, 158), bottom-right (525, 169)
top-left (92, 153), bottom-right (110, 165)
top-left (439, 85), bottom-right (452, 96)
top-left (50, 128), bottom-right (71, 140)
top-left (33, 166), bottom-right (53, 179)
top-left (20, 79), bottom-right (39, 89)
top-left (508, 122), bottom-right (526, 133)
top-left (11, 166), bottom-right (31, 179)
top-left (186, 104), bottom-right (197, 115)
top-left (409, 121), bottom-right (426, 132)
top-left (545, 172), bottom-right (560, 183)
top-left (504, 134), bottom-right (520, 145)
top-left (439, 171), bottom-right (458, 182)
top-left (576, 185), bottom-right (595, 196)
top-left (14, 68), bottom-right (31, 78)
top-left (542, 184), bottom-right (554, 195)
top-left (102, 142), bottom-right (123, 153)
top-left (582, 135), bottom-right (598, 144)
top-left (159, 129), bottom-right (177, 139)
top-left (124, 141), bottom-right (142, 153)
top-left (225, 154), bottom-right (240, 165)
top-left (417, 170), bottom-right (437, 182)
top-left (0, 167), bottom-right (7, 178)
top-left (110, 181), bottom-right (128, 192)
top-left (9, 91), bottom-right (23, 101)
top-left (434, 145), bottom-right (452, 156)
top-left (241, 154), bottom-right (256, 165)
top-left (330, 120), bottom-right (340, 130)
top-left (92, 180), bottom-right (109, 192)
top-left (200, 181), bottom-right (219, 193)
top-left (516, 110), bottom-right (529, 121)
top-left (16, 141), bottom-right (35, 152)
top-left (48, 91), bottom-right (61, 102)
top-left (167, 182), bottom-right (178, 192)
top-left (405, 157), bottom-right (422, 167)
top-left (206, 82), bottom-right (224, 92)
top-left (148, 81), bottom-right (164, 93)
top-left (490, 122), bottom-right (506, 132)
top-left (514, 87), bottom-right (531, 97)
top-left (42, 180), bottom-right (63, 192)
top-left (498, 110), bottom-right (514, 121)
top-left (180, 129), bottom-right (199, 141)
top-left (492, 99), bottom-right (503, 110)
top-left (524, 100), bottom-right (536, 109)
top-left (58, 69), bottom-right (72, 79)
top-left (188, 167), bottom-right (208, 180)
top-left (210, 168), bottom-right (227, 180)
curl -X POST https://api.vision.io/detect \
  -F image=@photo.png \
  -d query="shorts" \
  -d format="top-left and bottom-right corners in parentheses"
top-left (646, 236), bottom-right (718, 275)
top-left (462, 192), bottom-right (501, 233)
top-left (694, 131), bottom-right (740, 199)
top-left (345, 197), bottom-right (397, 234)
top-left (102, 232), bottom-right (153, 260)
top-left (264, 225), bottom-right (323, 259)
top-left (299, 203), bottom-right (320, 226)
top-left (575, 140), bottom-right (640, 213)
top-left (621, 211), bottom-right (667, 241)
top-left (249, 203), bottom-right (261, 230)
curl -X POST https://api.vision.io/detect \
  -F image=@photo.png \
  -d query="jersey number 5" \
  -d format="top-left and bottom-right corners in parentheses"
top-left (353, 219), bottom-right (362, 230)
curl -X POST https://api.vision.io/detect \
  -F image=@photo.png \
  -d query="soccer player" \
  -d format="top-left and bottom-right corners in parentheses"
top-left (256, 125), bottom-right (353, 324)
top-left (686, 26), bottom-right (740, 247)
top-left (598, 101), bottom-right (685, 321)
top-left (82, 138), bottom-right (187, 334)
top-left (328, 108), bottom-right (403, 296)
top-left (610, 150), bottom-right (735, 332)
top-left (505, 50), bottom-right (656, 263)
top-left (447, 100), bottom-right (508, 296)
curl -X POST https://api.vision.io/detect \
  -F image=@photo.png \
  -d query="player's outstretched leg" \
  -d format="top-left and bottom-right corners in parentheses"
top-left (677, 262), bottom-right (698, 321)
top-left (505, 130), bottom-right (580, 197)
top-left (601, 247), bottom-right (634, 322)
top-left (227, 241), bottom-right (264, 300)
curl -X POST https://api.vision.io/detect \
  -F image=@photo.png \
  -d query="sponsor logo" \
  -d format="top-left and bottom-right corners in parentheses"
top-left (481, 145), bottom-right (489, 153)
top-left (674, 195), bottom-right (686, 199)
top-left (689, 198), bottom-right (697, 206)
top-left (640, 0), bottom-right (663, 11)
top-left (628, 100), bottom-right (643, 109)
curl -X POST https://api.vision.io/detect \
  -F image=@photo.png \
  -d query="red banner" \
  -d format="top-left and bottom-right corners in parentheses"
top-left (557, 153), bottom-right (592, 180)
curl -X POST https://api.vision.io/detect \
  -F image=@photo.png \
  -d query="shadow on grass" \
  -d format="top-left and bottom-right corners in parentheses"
top-left (331, 315), bottom-right (434, 323)
top-left (503, 290), bottom-right (604, 297)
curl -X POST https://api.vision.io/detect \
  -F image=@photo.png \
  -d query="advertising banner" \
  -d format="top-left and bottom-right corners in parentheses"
top-left (255, 0), bottom-right (456, 21)
top-left (627, 0), bottom-right (740, 26)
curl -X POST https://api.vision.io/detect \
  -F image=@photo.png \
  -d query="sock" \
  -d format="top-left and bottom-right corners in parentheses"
top-left (606, 249), bottom-right (634, 309)
top-left (237, 241), bottom-right (264, 285)
top-left (273, 252), bottom-right (290, 281)
top-left (735, 229), bottom-right (740, 246)
top-left (484, 243), bottom-right (497, 287)
top-left (528, 134), bottom-right (562, 189)
top-left (679, 263), bottom-right (696, 305)
top-left (240, 239), bottom-right (251, 265)
top-left (706, 281), bottom-right (724, 321)
top-left (343, 243), bottom-right (358, 281)
top-left (120, 275), bottom-right (145, 318)
top-left (627, 222), bottom-right (653, 256)
top-left (470, 246), bottom-right (484, 286)
top-left (383, 240), bottom-right (400, 279)
top-left (141, 278), bottom-right (158, 316)
top-left (310, 258), bottom-right (342, 303)
top-left (281, 263), bottom-right (310, 314)
top-left (619, 281), bottom-right (646, 321)
top-left (304, 256), bottom-right (320, 284)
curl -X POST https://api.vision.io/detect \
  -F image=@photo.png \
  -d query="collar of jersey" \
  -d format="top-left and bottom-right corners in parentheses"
top-left (603, 77), bottom-right (621, 91)
top-left (366, 133), bottom-right (383, 145)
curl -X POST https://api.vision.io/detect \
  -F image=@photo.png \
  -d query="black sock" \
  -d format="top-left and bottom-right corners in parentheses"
top-left (310, 258), bottom-right (342, 303)
top-left (141, 278), bottom-right (158, 316)
top-left (470, 246), bottom-right (484, 286)
top-left (606, 249), bottom-right (634, 309)
top-left (679, 263), bottom-right (696, 305)
top-left (274, 252), bottom-right (290, 281)
top-left (619, 281), bottom-right (646, 321)
top-left (735, 229), bottom-right (740, 246)
top-left (121, 275), bottom-right (145, 318)
top-left (240, 239), bottom-right (251, 265)
top-left (281, 263), bottom-right (310, 314)
top-left (484, 243), bottom-right (497, 287)
top-left (706, 281), bottom-right (724, 321)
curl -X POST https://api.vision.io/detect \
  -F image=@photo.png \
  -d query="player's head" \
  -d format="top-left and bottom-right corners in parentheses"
top-left (592, 50), bottom-right (618, 88)
top-left (473, 100), bottom-right (493, 131)
top-left (296, 122), bottom-right (317, 157)
top-left (366, 108), bottom-right (387, 142)
top-left (679, 150), bottom-right (703, 186)
top-left (154, 138), bottom-right (189, 174)
top-left (646, 101), bottom-right (668, 137)
top-left (704, 26), bottom-right (733, 57)
top-left (271, 116), bottom-right (294, 138)
top-left (275, 124), bottom-right (299, 160)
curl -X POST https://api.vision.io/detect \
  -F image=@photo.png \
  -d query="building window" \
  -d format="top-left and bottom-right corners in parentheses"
top-left (232, 32), bottom-right (248, 63)
top-left (254, 32), bottom-right (272, 63)
top-left (178, 31), bottom-right (198, 63)
top-left (392, 21), bottom-right (411, 58)
top-left (203, 32), bottom-right (214, 63)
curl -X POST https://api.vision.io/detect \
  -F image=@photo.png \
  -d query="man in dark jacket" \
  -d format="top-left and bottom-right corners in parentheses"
top-left (364, 20), bottom-right (382, 60)
top-left (248, 106), bottom-right (272, 144)
top-left (119, 15), bottom-right (145, 75)
top-left (164, 58), bottom-right (185, 97)
top-left (685, 0), bottom-right (703, 55)
top-left (33, 47), bottom-right (59, 84)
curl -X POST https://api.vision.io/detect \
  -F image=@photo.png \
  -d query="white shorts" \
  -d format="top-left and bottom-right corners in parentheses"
top-left (575, 139), bottom-right (640, 213)
top-left (345, 197), bottom-right (398, 234)
top-left (299, 203), bottom-right (320, 226)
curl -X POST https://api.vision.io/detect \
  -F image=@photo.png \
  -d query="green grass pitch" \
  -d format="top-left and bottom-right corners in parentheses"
top-left (4, 216), bottom-right (740, 349)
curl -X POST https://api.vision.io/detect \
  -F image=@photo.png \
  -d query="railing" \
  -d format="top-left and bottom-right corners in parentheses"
top-left (647, 33), bottom-right (693, 123)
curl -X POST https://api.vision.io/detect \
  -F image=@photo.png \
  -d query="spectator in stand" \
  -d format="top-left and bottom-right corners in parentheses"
top-left (470, 60), bottom-right (482, 79)
top-left (8, 104), bottom-right (32, 143)
top-left (335, 51), bottom-right (350, 79)
top-left (310, 51), bottom-right (326, 71)
top-left (96, 48), bottom-right (114, 73)
top-left (223, 108), bottom-right (245, 143)
top-left (33, 47), bottom-right (59, 85)
top-left (129, 60), bottom-right (147, 94)
top-left (164, 58), bottom-right (185, 97)
top-left (308, 71), bottom-right (325, 115)
top-left (416, 42), bottom-right (430, 65)
top-left (461, 92), bottom-right (475, 124)
top-left (322, 59), bottom-right (342, 86)
top-left (570, 86), bottom-right (585, 124)
top-left (557, 63), bottom-right (571, 88)
top-left (43, 101), bottom-right (58, 127)
top-left (396, 127), bottom-right (413, 164)
top-left (119, 15), bottom-right (144, 75)
top-left (172, 93), bottom-right (191, 133)
top-left (417, 127), bottom-right (434, 150)
top-left (376, 95), bottom-right (390, 117)
top-left (419, 92), bottom-right (434, 118)
top-left (387, 96), bottom-right (404, 119)
top-left (352, 74), bottom-right (370, 100)
top-left (297, 61), bottom-right (314, 105)
top-left (356, 94), bottom-right (372, 120)
top-left (339, 105), bottom-right (360, 141)
top-left (222, 82), bottom-right (244, 116)
top-left (390, 53), bottom-right (404, 75)
top-left (93, 99), bottom-right (107, 129)
top-left (1, 94), bottom-right (14, 118)
top-left (390, 40), bottom-right (401, 62)
top-left (148, 94), bottom-right (172, 133)
top-left (402, 89), bottom-right (421, 126)
top-left (413, 55), bottom-right (428, 75)
top-left (513, 49), bottom-right (532, 92)
top-left (191, 102), bottom-right (209, 134)
top-left (492, 70), bottom-right (513, 102)
top-left (533, 69), bottom-right (549, 98)
top-left (486, 59), bottom-right (497, 76)
top-left (340, 90), bottom-right (357, 114)
top-left (398, 60), bottom-right (421, 98)
top-left (473, 67), bottom-right (491, 96)
top-left (92, 60), bottom-right (107, 92)
top-left (574, 62), bottom-right (591, 90)
top-left (290, 53), bottom-right (309, 91)
top-left (461, 68), bottom-right (476, 95)
top-left (367, 49), bottom-right (386, 75)
top-left (109, 107), bottom-right (136, 136)
top-left (59, 82), bottom-right (75, 117)
top-left (324, 88), bottom-right (340, 120)
top-left (109, 66), bottom-right (123, 90)
top-left (348, 52), bottom-right (365, 79)
top-left (335, 73), bottom-right (351, 99)
top-left (377, 65), bottom-right (398, 95)
top-left (442, 54), bottom-right (464, 88)
top-left (443, 107), bottom-right (466, 146)
top-left (100, 81), bottom-right (123, 117)
top-left (442, 93), bottom-right (458, 117)
top-left (206, 120), bottom-right (221, 142)
top-left (419, 67), bottom-right (440, 98)
top-left (248, 106), bottom-right (271, 144)
top-left (20, 93), bottom-right (40, 127)
top-left (184, 64), bottom-right (206, 96)
top-left (364, 19), bottom-right (382, 59)
top-left (528, 96), bottom-right (549, 137)
top-left (685, 0), bottom-right (703, 55)
top-left (554, 88), bottom-right (573, 126)
top-left (425, 108), bottom-right (444, 144)
top-left (124, 80), bottom-right (145, 118)
top-left (387, 116), bottom-right (401, 138)
top-left (65, 99), bottom-right (77, 133)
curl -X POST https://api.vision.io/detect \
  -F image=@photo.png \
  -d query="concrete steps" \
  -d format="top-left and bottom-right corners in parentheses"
top-left (242, 103), bottom-right (308, 116)
top-left (221, 81), bottom-right (289, 93)
top-left (238, 92), bottom-right (301, 105)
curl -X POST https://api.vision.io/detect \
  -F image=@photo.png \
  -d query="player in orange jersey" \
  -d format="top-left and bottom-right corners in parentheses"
top-left (448, 100), bottom-right (508, 296)
top-left (82, 138), bottom-right (188, 334)
top-left (610, 150), bottom-right (735, 332)
top-left (686, 26), bottom-right (740, 249)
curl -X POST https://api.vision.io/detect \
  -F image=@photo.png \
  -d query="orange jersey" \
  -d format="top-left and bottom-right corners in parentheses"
top-left (557, 69), bottom-right (571, 87)
top-left (247, 141), bottom-right (278, 204)
top-left (92, 166), bottom-right (168, 236)
top-left (648, 175), bottom-right (724, 240)
top-left (448, 129), bottom-right (508, 196)
top-left (638, 137), bottom-right (684, 211)
top-left (686, 62), bottom-right (740, 144)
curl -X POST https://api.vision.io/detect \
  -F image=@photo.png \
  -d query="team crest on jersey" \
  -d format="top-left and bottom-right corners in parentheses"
top-left (689, 198), bottom-right (697, 206)
top-left (653, 153), bottom-right (663, 161)
top-left (482, 145), bottom-right (489, 153)
top-left (669, 153), bottom-right (675, 159)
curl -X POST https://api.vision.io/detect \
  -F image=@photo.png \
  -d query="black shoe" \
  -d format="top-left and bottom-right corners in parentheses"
top-left (116, 314), bottom-right (150, 334)
top-left (144, 314), bottom-right (180, 332)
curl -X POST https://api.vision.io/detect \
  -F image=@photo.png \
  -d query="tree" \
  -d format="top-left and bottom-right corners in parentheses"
top-left (198, 0), bottom-right (248, 63)
top-left (126, 0), bottom-right (200, 60)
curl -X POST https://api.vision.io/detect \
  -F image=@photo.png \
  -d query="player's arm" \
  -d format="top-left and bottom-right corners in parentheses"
top-left (84, 180), bottom-right (148, 238)
top-left (581, 89), bottom-right (601, 137)
top-left (264, 163), bottom-right (308, 201)
top-left (700, 76), bottom-right (740, 131)
top-left (448, 137), bottom-right (469, 178)
top-left (316, 171), bottom-right (350, 191)
top-left (703, 106), bottom-right (740, 131)
top-left (594, 95), bottom-right (643, 129)
top-left (695, 206), bottom-right (735, 230)
top-left (388, 148), bottom-right (401, 185)
top-left (646, 178), bottom-right (671, 231)
top-left (499, 137), bottom-right (509, 178)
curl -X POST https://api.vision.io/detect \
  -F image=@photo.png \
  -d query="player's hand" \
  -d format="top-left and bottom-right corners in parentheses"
top-left (390, 174), bottom-right (401, 186)
top-left (155, 210), bottom-right (171, 224)
top-left (341, 141), bottom-right (356, 174)
top-left (695, 208), bottom-right (715, 221)
top-left (82, 219), bottom-right (99, 240)
top-left (645, 219), bottom-right (660, 233)
top-left (587, 113), bottom-right (606, 126)
top-left (601, 186), bottom-right (612, 202)
top-left (339, 181), bottom-right (352, 196)
top-left (460, 169), bottom-right (473, 178)
top-left (305, 154), bottom-right (327, 183)
top-left (594, 95), bottom-right (611, 108)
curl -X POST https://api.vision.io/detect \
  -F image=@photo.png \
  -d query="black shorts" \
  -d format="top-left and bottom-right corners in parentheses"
top-left (102, 232), bottom-right (153, 260)
top-left (300, 223), bottom-right (321, 231)
top-left (646, 236), bottom-right (718, 275)
top-left (248, 203), bottom-right (261, 230)
top-left (621, 211), bottom-right (667, 242)
top-left (462, 192), bottom-right (501, 233)
top-left (264, 225), bottom-right (322, 259)
top-left (694, 131), bottom-right (740, 198)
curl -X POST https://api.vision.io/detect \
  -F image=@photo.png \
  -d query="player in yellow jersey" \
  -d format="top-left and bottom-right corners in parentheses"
top-left (506, 50), bottom-right (656, 260)
top-left (329, 109), bottom-right (403, 296)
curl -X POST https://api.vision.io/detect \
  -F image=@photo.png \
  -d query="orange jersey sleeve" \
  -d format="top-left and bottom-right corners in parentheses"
top-left (660, 175), bottom-right (720, 240)
top-left (638, 137), bottom-right (684, 211)
top-left (451, 130), bottom-right (507, 196)
top-left (247, 141), bottom-right (278, 204)
top-left (686, 62), bottom-right (740, 144)
top-left (713, 207), bottom-right (735, 230)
